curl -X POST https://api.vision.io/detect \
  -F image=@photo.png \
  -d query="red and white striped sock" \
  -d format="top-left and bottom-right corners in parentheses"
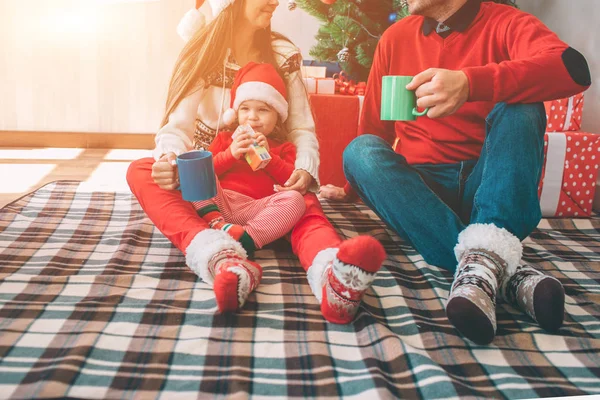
top-left (198, 204), bottom-right (256, 258)
top-left (319, 236), bottom-right (386, 324)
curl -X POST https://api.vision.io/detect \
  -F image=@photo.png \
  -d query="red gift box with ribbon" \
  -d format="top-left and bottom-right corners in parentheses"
top-left (544, 93), bottom-right (584, 132)
top-left (333, 72), bottom-right (366, 96)
top-left (538, 131), bottom-right (600, 217)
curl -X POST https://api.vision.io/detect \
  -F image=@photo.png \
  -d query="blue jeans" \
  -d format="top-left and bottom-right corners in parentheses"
top-left (343, 103), bottom-right (546, 272)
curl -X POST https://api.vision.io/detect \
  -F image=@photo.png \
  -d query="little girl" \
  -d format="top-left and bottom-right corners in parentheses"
top-left (187, 62), bottom-right (306, 312)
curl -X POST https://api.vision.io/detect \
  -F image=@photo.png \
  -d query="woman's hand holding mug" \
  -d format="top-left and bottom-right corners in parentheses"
top-left (152, 152), bottom-right (179, 190)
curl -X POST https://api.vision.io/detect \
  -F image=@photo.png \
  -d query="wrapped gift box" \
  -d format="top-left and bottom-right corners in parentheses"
top-left (310, 94), bottom-right (364, 186)
top-left (544, 92), bottom-right (584, 132)
top-left (303, 77), bottom-right (336, 95)
top-left (301, 66), bottom-right (327, 78)
top-left (538, 131), bottom-right (600, 217)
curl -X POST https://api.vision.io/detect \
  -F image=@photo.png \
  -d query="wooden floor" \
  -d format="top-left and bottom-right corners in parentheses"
top-left (0, 148), bottom-right (152, 207)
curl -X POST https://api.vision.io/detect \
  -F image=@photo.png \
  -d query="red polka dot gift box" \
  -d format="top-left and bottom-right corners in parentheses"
top-left (544, 92), bottom-right (584, 132)
top-left (538, 131), bottom-right (600, 218)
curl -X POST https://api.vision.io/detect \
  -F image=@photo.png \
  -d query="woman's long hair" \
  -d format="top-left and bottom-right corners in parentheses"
top-left (161, 1), bottom-right (291, 128)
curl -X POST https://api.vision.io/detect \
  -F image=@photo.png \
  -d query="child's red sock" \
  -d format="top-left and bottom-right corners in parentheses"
top-left (198, 204), bottom-right (256, 258)
top-left (320, 236), bottom-right (386, 324)
top-left (208, 249), bottom-right (262, 312)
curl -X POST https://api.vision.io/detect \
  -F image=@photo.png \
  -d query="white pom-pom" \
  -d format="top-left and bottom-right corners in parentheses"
top-left (176, 8), bottom-right (206, 42)
top-left (222, 108), bottom-right (236, 126)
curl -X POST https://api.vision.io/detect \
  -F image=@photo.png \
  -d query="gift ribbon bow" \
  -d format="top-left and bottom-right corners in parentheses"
top-left (333, 71), bottom-right (366, 96)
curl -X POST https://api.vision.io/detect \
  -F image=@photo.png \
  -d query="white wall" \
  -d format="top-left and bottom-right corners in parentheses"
top-left (519, 1), bottom-right (599, 134)
top-left (0, 0), bottom-right (319, 135)
top-left (271, 4), bottom-right (320, 59)
top-left (0, 0), bottom-right (189, 134)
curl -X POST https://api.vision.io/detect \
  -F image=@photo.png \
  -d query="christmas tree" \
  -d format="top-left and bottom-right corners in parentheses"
top-left (295, 0), bottom-right (517, 82)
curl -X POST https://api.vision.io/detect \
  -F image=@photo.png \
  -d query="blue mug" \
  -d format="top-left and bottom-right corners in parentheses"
top-left (176, 150), bottom-right (217, 201)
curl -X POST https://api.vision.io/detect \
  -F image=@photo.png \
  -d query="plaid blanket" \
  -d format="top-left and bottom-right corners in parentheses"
top-left (1, 181), bottom-right (599, 399)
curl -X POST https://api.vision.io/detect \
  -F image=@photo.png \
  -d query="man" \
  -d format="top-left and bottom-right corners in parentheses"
top-left (320, 0), bottom-right (591, 344)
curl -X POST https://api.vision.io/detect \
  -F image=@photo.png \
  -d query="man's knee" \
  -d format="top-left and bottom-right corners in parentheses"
top-left (343, 135), bottom-right (388, 178)
top-left (513, 103), bottom-right (546, 130)
top-left (490, 102), bottom-right (547, 133)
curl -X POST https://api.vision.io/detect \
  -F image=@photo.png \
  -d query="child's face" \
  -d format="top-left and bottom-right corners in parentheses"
top-left (237, 100), bottom-right (278, 136)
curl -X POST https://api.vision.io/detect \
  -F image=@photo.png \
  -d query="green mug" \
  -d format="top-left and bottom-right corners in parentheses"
top-left (381, 75), bottom-right (429, 121)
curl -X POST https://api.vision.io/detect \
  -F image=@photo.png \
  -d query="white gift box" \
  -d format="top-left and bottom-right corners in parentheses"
top-left (301, 66), bottom-right (327, 78)
top-left (302, 77), bottom-right (336, 95)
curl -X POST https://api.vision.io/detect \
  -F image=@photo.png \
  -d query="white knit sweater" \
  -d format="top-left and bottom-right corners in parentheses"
top-left (153, 39), bottom-right (320, 188)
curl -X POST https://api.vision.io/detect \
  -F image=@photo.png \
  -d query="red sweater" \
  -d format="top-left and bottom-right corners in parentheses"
top-left (359, 2), bottom-right (590, 165)
top-left (209, 131), bottom-right (296, 199)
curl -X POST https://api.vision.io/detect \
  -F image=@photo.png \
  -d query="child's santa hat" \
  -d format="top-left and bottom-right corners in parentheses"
top-left (222, 62), bottom-right (288, 126)
top-left (177, 0), bottom-right (236, 42)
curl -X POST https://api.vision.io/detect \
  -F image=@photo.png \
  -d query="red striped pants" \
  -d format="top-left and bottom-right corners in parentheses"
top-left (191, 177), bottom-right (306, 249)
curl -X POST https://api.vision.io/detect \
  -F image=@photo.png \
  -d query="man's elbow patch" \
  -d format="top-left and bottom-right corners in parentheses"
top-left (562, 47), bottom-right (591, 87)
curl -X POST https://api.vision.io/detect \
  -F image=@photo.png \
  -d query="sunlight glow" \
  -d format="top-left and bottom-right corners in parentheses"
top-left (0, 164), bottom-right (57, 193)
top-left (104, 149), bottom-right (152, 161)
top-left (43, 7), bottom-right (100, 36)
top-left (22, 0), bottom-right (159, 37)
top-left (95, 0), bottom-right (160, 3)
top-left (0, 148), bottom-right (83, 161)
top-left (79, 162), bottom-right (134, 192)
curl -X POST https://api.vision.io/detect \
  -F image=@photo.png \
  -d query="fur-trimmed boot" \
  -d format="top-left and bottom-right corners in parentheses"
top-left (306, 236), bottom-right (386, 324)
top-left (447, 223), bottom-right (522, 344)
top-left (185, 229), bottom-right (262, 312)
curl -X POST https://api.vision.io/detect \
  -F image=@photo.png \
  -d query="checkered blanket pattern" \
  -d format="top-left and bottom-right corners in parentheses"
top-left (1, 181), bottom-right (599, 399)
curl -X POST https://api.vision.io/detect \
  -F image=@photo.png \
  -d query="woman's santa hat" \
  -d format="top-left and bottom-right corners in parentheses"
top-left (177, 0), bottom-right (236, 41)
top-left (222, 62), bottom-right (288, 126)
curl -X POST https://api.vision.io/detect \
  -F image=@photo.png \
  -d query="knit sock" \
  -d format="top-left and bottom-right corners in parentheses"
top-left (207, 249), bottom-right (262, 312)
top-left (501, 264), bottom-right (565, 332)
top-left (446, 249), bottom-right (506, 345)
top-left (198, 204), bottom-right (256, 258)
top-left (320, 236), bottom-right (386, 324)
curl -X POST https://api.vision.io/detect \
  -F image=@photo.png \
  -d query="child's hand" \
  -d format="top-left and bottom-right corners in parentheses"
top-left (152, 152), bottom-right (180, 190)
top-left (230, 133), bottom-right (254, 159)
top-left (255, 133), bottom-right (269, 152)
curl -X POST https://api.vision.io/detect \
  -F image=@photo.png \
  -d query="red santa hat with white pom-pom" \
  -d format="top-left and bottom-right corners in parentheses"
top-left (222, 62), bottom-right (289, 126)
top-left (177, 0), bottom-right (236, 41)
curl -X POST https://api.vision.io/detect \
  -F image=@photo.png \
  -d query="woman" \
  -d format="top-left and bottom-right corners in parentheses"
top-left (126, 0), bottom-right (386, 324)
